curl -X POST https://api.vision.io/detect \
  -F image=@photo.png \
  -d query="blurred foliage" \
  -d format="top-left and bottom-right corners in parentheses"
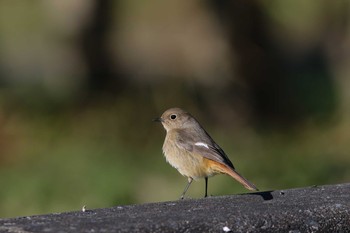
top-left (0, 0), bottom-right (350, 218)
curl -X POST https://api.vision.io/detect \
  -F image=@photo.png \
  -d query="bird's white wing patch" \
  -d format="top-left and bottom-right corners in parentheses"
top-left (195, 142), bottom-right (209, 149)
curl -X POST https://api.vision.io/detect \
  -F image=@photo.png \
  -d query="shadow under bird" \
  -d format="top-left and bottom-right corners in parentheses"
top-left (154, 107), bottom-right (258, 199)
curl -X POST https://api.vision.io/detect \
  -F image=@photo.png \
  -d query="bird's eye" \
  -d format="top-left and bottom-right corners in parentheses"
top-left (170, 114), bottom-right (177, 120)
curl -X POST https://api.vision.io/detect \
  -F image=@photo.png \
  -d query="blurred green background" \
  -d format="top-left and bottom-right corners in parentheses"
top-left (1, 0), bottom-right (350, 218)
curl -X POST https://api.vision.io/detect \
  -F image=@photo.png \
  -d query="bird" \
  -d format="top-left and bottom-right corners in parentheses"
top-left (154, 107), bottom-right (258, 199)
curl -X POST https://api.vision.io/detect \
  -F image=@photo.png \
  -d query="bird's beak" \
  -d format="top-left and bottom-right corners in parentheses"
top-left (153, 117), bottom-right (163, 123)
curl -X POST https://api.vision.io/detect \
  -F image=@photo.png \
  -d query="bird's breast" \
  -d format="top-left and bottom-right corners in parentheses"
top-left (162, 132), bottom-right (217, 179)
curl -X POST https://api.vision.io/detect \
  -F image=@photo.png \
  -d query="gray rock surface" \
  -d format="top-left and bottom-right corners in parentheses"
top-left (1, 183), bottom-right (350, 232)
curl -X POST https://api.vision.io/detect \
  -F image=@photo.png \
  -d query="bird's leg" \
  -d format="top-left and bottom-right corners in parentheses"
top-left (204, 177), bottom-right (208, 198)
top-left (180, 177), bottom-right (193, 199)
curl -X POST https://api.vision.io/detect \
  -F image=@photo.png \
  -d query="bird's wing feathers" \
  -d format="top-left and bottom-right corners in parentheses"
top-left (176, 129), bottom-right (235, 169)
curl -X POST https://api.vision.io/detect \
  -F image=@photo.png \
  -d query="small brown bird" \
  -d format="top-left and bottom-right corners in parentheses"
top-left (154, 107), bottom-right (258, 199)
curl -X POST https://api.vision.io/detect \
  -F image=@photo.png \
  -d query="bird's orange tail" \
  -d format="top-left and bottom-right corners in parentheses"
top-left (208, 160), bottom-right (259, 191)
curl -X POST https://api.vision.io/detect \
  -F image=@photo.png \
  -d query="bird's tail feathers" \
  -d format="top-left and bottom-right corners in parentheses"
top-left (209, 160), bottom-right (259, 191)
top-left (225, 168), bottom-right (259, 191)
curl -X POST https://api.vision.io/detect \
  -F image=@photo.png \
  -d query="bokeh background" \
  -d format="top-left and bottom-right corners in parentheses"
top-left (1, 0), bottom-right (350, 218)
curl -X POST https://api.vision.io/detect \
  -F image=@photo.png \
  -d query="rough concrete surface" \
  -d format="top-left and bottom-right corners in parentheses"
top-left (0, 183), bottom-right (349, 232)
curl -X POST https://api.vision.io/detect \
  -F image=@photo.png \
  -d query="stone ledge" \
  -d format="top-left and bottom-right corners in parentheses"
top-left (1, 183), bottom-right (350, 232)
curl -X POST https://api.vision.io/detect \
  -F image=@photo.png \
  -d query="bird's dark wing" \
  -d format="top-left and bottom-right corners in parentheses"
top-left (175, 129), bottom-right (235, 169)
